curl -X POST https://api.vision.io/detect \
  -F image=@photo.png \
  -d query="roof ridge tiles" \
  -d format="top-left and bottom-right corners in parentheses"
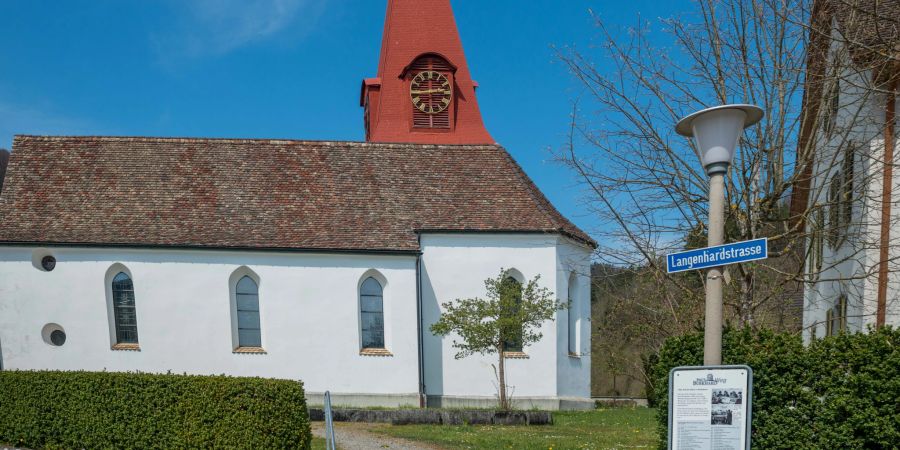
top-left (12, 134), bottom-right (501, 150)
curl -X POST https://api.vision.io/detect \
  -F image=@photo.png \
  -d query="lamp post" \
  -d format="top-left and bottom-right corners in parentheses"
top-left (676, 104), bottom-right (763, 365)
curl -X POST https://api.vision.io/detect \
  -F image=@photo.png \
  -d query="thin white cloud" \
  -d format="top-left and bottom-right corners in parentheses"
top-left (152, 0), bottom-right (326, 62)
top-left (0, 100), bottom-right (97, 150)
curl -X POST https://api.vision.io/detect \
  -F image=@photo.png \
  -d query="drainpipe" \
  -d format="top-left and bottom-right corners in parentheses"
top-left (415, 235), bottom-right (426, 407)
top-left (876, 77), bottom-right (897, 327)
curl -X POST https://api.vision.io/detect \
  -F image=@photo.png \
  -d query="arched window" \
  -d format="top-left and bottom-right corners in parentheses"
top-left (235, 276), bottom-right (262, 348)
top-left (501, 276), bottom-right (523, 353)
top-left (567, 274), bottom-right (578, 355)
top-left (112, 272), bottom-right (139, 344)
top-left (360, 277), bottom-right (385, 349)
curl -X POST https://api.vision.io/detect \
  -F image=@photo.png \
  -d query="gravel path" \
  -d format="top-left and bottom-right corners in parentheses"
top-left (311, 422), bottom-right (445, 450)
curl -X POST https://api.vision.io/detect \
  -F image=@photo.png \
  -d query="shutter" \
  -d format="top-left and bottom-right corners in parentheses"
top-left (842, 145), bottom-right (854, 229)
top-left (411, 56), bottom-right (452, 129)
top-left (827, 174), bottom-right (841, 248)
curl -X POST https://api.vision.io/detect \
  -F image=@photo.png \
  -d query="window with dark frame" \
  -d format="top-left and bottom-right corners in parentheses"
top-left (809, 206), bottom-right (825, 279)
top-left (501, 277), bottom-right (524, 353)
top-left (112, 272), bottom-right (138, 344)
top-left (822, 67), bottom-right (839, 138)
top-left (360, 277), bottom-right (385, 349)
top-left (841, 144), bottom-right (854, 232)
top-left (235, 276), bottom-right (262, 348)
top-left (826, 294), bottom-right (848, 336)
top-left (827, 173), bottom-right (842, 248)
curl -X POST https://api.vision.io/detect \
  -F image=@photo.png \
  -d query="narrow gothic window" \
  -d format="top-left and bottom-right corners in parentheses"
top-left (360, 277), bottom-right (385, 349)
top-left (112, 272), bottom-right (138, 344)
top-left (567, 274), bottom-right (578, 355)
top-left (236, 276), bottom-right (262, 348)
top-left (501, 277), bottom-right (523, 353)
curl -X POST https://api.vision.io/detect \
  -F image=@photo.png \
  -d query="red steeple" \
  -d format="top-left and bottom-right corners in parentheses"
top-left (361, 0), bottom-right (493, 144)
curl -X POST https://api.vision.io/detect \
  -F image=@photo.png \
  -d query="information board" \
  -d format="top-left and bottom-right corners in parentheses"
top-left (668, 365), bottom-right (753, 450)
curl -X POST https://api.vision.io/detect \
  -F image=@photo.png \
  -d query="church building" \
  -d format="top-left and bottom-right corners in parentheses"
top-left (0, 0), bottom-right (595, 410)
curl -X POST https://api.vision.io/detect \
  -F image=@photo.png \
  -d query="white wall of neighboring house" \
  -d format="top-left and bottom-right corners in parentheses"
top-left (802, 31), bottom-right (900, 342)
top-left (0, 233), bottom-right (593, 409)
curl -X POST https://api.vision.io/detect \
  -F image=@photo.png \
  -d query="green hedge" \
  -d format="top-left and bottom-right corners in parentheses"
top-left (650, 326), bottom-right (900, 450)
top-left (0, 371), bottom-right (311, 449)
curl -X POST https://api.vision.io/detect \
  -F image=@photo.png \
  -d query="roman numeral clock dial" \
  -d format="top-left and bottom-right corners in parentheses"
top-left (410, 71), bottom-right (452, 114)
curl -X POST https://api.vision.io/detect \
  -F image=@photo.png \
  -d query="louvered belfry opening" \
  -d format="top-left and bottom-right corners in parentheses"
top-left (410, 55), bottom-right (452, 129)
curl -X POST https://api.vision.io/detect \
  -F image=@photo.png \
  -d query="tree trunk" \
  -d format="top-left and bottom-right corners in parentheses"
top-left (740, 272), bottom-right (754, 327)
top-left (498, 347), bottom-right (508, 410)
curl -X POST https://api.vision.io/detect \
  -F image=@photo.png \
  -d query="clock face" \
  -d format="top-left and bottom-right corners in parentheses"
top-left (410, 71), bottom-right (452, 114)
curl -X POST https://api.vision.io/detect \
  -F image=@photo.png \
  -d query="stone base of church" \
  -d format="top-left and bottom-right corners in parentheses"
top-left (306, 392), bottom-right (422, 409)
top-left (427, 395), bottom-right (595, 411)
top-left (305, 392), bottom-right (595, 411)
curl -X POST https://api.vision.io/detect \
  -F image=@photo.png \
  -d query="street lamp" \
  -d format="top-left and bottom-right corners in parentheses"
top-left (676, 104), bottom-right (763, 365)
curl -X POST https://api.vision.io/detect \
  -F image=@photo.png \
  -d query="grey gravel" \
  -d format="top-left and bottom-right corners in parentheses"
top-left (312, 422), bottom-right (445, 450)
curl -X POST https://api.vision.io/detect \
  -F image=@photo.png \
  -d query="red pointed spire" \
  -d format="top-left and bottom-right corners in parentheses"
top-left (361, 0), bottom-right (493, 144)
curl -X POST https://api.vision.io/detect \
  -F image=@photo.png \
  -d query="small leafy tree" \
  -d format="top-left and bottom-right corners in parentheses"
top-left (430, 269), bottom-right (565, 410)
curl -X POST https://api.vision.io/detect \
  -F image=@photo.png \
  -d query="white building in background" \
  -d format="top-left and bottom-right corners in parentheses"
top-left (792, 0), bottom-right (900, 341)
top-left (0, 0), bottom-right (595, 410)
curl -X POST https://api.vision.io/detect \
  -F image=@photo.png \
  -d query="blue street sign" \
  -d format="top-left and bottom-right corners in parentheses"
top-left (666, 238), bottom-right (768, 274)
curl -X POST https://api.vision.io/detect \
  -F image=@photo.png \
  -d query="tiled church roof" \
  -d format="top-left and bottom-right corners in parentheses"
top-left (0, 136), bottom-right (595, 252)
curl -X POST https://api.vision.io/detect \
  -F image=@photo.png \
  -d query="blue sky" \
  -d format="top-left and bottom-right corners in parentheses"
top-left (0, 0), bottom-right (689, 237)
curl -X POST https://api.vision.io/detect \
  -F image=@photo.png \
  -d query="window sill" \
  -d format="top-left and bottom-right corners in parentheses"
top-left (360, 348), bottom-right (393, 357)
top-left (233, 347), bottom-right (267, 354)
top-left (111, 343), bottom-right (140, 351)
top-left (503, 351), bottom-right (529, 359)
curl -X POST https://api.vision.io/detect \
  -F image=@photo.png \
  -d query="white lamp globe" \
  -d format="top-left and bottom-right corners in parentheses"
top-left (676, 104), bottom-right (764, 175)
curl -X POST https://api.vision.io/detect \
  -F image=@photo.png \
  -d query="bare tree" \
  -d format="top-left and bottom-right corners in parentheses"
top-left (557, 0), bottom-right (900, 386)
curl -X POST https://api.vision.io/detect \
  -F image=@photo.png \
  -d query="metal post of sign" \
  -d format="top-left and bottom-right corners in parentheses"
top-left (705, 172), bottom-right (725, 365)
top-left (324, 391), bottom-right (336, 450)
top-left (676, 105), bottom-right (764, 365)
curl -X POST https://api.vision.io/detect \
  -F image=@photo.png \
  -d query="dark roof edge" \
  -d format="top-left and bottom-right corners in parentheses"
top-left (0, 230), bottom-right (598, 253)
top-left (0, 241), bottom-right (421, 256)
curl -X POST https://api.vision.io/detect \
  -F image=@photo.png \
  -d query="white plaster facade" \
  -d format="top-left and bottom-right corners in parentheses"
top-left (0, 233), bottom-right (592, 409)
top-left (419, 234), bottom-right (591, 409)
top-left (801, 27), bottom-right (900, 342)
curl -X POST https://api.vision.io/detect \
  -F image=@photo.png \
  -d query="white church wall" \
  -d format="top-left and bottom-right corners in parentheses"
top-left (419, 233), bottom-right (590, 409)
top-left (0, 246), bottom-right (421, 404)
top-left (554, 238), bottom-right (592, 403)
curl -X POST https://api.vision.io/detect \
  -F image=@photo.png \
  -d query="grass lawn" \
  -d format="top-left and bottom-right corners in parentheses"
top-left (311, 436), bottom-right (328, 449)
top-left (372, 408), bottom-right (659, 450)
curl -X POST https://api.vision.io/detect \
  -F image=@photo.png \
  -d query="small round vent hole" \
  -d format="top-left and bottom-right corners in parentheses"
top-left (41, 323), bottom-right (66, 347)
top-left (50, 329), bottom-right (66, 346)
top-left (41, 255), bottom-right (57, 271)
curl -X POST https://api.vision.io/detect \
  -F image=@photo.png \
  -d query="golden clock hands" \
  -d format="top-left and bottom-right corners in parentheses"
top-left (411, 89), bottom-right (450, 95)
